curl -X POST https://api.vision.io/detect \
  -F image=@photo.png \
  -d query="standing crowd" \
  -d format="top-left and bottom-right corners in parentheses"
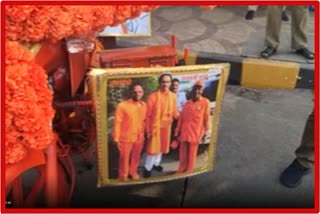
top-left (113, 73), bottom-right (211, 181)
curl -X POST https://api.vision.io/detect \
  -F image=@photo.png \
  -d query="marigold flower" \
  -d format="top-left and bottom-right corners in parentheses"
top-left (5, 5), bottom-right (35, 22)
top-left (5, 41), bottom-right (54, 164)
top-left (5, 5), bottom-right (160, 42)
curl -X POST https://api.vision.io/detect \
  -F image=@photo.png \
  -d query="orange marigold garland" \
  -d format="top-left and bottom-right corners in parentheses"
top-left (6, 17), bottom-right (25, 41)
top-left (24, 6), bottom-right (54, 42)
top-left (5, 5), bottom-right (217, 164)
top-left (113, 5), bottom-right (133, 26)
top-left (5, 41), bottom-right (55, 164)
top-left (5, 5), bottom-right (35, 22)
top-left (140, 5), bottom-right (159, 12)
top-left (5, 5), bottom-right (160, 42)
top-left (46, 6), bottom-right (73, 42)
top-left (91, 6), bottom-right (116, 31)
top-left (69, 6), bottom-right (95, 37)
top-left (5, 5), bottom-right (163, 164)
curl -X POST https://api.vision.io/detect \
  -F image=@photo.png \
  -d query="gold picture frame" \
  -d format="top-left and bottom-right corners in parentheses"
top-left (87, 64), bottom-right (230, 187)
top-left (98, 12), bottom-right (152, 37)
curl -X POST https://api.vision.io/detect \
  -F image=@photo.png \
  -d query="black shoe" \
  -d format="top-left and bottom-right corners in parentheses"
top-left (245, 10), bottom-right (255, 20)
top-left (143, 168), bottom-right (152, 178)
top-left (296, 48), bottom-right (314, 60)
top-left (260, 47), bottom-right (277, 58)
top-left (281, 11), bottom-right (289, 21)
top-left (152, 165), bottom-right (163, 172)
top-left (280, 159), bottom-right (312, 188)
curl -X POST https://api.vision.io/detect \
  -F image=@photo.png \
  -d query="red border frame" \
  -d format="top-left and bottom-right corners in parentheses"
top-left (1, 1), bottom-right (319, 213)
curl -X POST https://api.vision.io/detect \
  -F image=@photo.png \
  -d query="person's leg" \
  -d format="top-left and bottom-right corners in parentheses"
top-left (291, 6), bottom-right (308, 50)
top-left (153, 153), bottom-right (163, 171)
top-left (265, 6), bottom-right (283, 48)
top-left (261, 6), bottom-right (283, 58)
top-left (144, 154), bottom-right (155, 171)
top-left (154, 153), bottom-right (162, 166)
top-left (245, 6), bottom-right (258, 20)
top-left (281, 6), bottom-right (289, 21)
top-left (295, 111), bottom-right (314, 168)
top-left (177, 142), bottom-right (188, 173)
top-left (280, 111), bottom-right (314, 187)
top-left (144, 154), bottom-right (155, 178)
top-left (129, 142), bottom-right (144, 179)
top-left (170, 120), bottom-right (177, 142)
top-left (291, 6), bottom-right (314, 59)
top-left (160, 127), bottom-right (171, 154)
top-left (118, 142), bottom-right (133, 181)
top-left (186, 143), bottom-right (199, 172)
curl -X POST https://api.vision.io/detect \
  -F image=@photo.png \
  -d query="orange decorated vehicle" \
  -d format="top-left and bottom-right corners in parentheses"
top-left (4, 5), bottom-right (215, 208)
top-left (4, 5), bottom-right (176, 208)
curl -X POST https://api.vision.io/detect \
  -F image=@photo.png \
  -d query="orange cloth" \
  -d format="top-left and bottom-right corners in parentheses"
top-left (145, 90), bottom-right (179, 155)
top-left (118, 141), bottom-right (143, 180)
top-left (177, 142), bottom-right (199, 173)
top-left (175, 96), bottom-right (210, 173)
top-left (112, 99), bottom-right (146, 180)
top-left (113, 99), bottom-right (146, 143)
top-left (175, 96), bottom-right (210, 144)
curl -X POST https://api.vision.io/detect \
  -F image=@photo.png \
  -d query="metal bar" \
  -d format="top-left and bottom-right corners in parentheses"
top-left (25, 167), bottom-right (46, 207)
top-left (12, 176), bottom-right (23, 207)
top-left (45, 135), bottom-right (58, 207)
top-left (53, 100), bottom-right (92, 109)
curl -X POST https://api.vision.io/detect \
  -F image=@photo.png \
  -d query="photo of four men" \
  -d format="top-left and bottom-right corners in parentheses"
top-left (107, 70), bottom-right (221, 182)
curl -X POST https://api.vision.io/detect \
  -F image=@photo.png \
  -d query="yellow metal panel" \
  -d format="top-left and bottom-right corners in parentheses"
top-left (241, 58), bottom-right (300, 89)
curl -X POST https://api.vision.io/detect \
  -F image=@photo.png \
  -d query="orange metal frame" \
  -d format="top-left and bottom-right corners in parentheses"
top-left (6, 134), bottom-right (73, 208)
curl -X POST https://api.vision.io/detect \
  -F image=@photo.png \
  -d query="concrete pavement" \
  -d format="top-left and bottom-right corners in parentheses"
top-left (119, 6), bottom-right (314, 55)
top-left (118, 6), bottom-right (315, 89)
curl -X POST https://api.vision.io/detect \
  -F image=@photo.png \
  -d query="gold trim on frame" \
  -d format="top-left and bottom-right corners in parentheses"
top-left (87, 64), bottom-right (230, 187)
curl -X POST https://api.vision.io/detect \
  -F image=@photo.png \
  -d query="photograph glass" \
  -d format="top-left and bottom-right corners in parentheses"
top-left (87, 64), bottom-right (229, 186)
top-left (99, 12), bottom-right (151, 37)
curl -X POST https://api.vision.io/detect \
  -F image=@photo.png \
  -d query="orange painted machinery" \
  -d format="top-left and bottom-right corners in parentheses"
top-left (6, 36), bottom-right (179, 208)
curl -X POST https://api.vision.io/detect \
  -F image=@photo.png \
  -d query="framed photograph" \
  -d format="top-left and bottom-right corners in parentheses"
top-left (99, 12), bottom-right (151, 37)
top-left (87, 64), bottom-right (229, 187)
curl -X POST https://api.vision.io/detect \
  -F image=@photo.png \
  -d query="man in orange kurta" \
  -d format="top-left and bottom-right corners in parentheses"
top-left (174, 81), bottom-right (211, 173)
top-left (144, 73), bottom-right (179, 178)
top-left (113, 83), bottom-right (146, 181)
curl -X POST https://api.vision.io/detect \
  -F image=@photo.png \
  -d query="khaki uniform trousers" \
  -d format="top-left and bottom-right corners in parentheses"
top-left (295, 110), bottom-right (314, 169)
top-left (248, 6), bottom-right (286, 12)
top-left (265, 6), bottom-right (309, 50)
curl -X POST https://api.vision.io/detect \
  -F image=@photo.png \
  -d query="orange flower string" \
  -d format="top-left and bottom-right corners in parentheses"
top-left (113, 6), bottom-right (133, 26)
top-left (69, 6), bottom-right (94, 36)
top-left (5, 5), bottom-right (217, 164)
top-left (5, 5), bottom-right (160, 42)
top-left (24, 6), bottom-right (53, 42)
top-left (5, 41), bottom-right (54, 164)
top-left (45, 6), bottom-right (73, 42)
top-left (5, 5), bottom-right (35, 22)
top-left (5, 17), bottom-right (25, 41)
top-left (140, 5), bottom-right (159, 12)
top-left (91, 6), bottom-right (116, 32)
